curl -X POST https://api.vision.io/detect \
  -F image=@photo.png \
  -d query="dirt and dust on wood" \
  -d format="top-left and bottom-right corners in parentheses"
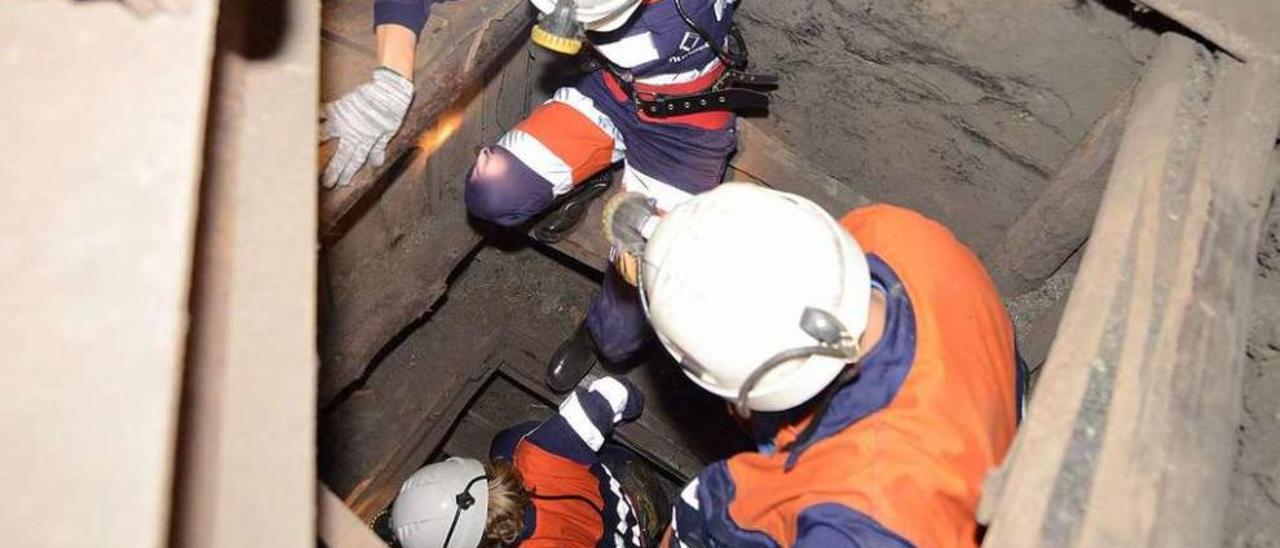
top-left (1226, 196), bottom-right (1280, 547)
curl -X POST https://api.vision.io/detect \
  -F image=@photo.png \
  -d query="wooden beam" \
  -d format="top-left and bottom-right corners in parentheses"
top-left (1142, 0), bottom-right (1280, 63)
top-left (980, 34), bottom-right (1280, 547)
top-left (0, 3), bottom-right (218, 547)
top-left (318, 0), bottom-right (535, 238)
top-left (318, 43), bottom-right (535, 408)
top-left (734, 119), bottom-right (873, 215)
top-left (169, 0), bottom-right (319, 546)
top-left (319, 483), bottom-right (389, 548)
top-left (342, 351), bottom-right (501, 521)
top-left (318, 147), bottom-right (482, 408)
top-left (986, 83), bottom-right (1135, 297)
top-left (1022, 294), bottom-right (1068, 373)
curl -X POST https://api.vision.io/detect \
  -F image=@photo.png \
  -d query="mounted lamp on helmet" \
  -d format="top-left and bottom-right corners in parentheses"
top-left (529, 0), bottom-right (643, 54)
top-left (602, 183), bottom-right (872, 416)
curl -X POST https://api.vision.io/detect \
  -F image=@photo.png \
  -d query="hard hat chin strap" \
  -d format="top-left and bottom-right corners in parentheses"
top-left (734, 307), bottom-right (861, 417)
top-left (780, 362), bottom-right (864, 453)
top-left (441, 474), bottom-right (488, 548)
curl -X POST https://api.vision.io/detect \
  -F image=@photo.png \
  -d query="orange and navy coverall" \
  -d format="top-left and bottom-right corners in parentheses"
top-left (669, 205), bottom-right (1020, 547)
top-left (490, 380), bottom-right (651, 547)
top-left (464, 0), bottom-right (741, 363)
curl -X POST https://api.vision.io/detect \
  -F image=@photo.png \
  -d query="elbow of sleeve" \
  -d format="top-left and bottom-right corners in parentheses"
top-left (373, 1), bottom-right (428, 35)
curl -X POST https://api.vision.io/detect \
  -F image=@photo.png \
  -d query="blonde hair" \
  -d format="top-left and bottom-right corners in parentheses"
top-left (483, 461), bottom-right (529, 546)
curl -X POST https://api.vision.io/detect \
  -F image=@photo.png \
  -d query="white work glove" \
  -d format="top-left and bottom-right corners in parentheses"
top-left (587, 376), bottom-right (645, 424)
top-left (321, 67), bottom-right (414, 189)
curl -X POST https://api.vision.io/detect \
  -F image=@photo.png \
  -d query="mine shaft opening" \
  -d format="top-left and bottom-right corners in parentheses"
top-left (315, 1), bottom-right (1280, 546)
top-left (317, 35), bottom-right (762, 521)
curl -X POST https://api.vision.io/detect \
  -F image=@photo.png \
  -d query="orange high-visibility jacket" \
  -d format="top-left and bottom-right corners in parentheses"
top-left (670, 204), bottom-right (1019, 547)
top-left (490, 388), bottom-right (647, 547)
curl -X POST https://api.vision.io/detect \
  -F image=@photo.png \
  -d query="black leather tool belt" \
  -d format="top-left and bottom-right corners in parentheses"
top-left (636, 70), bottom-right (778, 118)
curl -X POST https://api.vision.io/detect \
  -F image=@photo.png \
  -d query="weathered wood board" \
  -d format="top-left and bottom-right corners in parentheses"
top-left (319, 0), bottom-right (536, 237)
top-left (332, 343), bottom-right (502, 521)
top-left (320, 44), bottom-right (536, 407)
top-left (734, 118), bottom-right (873, 215)
top-left (986, 83), bottom-right (1135, 298)
top-left (169, 1), bottom-right (320, 547)
top-left (980, 34), bottom-right (1280, 547)
top-left (0, 3), bottom-right (219, 547)
top-left (1143, 0), bottom-right (1280, 63)
top-left (319, 483), bottom-right (390, 548)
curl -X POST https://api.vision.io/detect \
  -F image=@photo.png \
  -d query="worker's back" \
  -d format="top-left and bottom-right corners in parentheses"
top-left (676, 204), bottom-right (1018, 547)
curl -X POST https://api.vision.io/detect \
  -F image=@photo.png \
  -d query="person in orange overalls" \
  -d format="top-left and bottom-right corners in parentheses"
top-left (383, 375), bottom-right (669, 548)
top-left (603, 183), bottom-right (1024, 546)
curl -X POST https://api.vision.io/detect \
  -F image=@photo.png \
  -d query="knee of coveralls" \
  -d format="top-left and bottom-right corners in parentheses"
top-left (489, 420), bottom-right (541, 462)
top-left (464, 146), bottom-right (554, 227)
top-left (585, 264), bottom-right (652, 363)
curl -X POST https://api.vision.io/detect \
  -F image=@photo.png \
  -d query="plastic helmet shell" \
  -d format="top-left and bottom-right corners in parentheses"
top-left (390, 457), bottom-right (489, 548)
top-left (530, 0), bottom-right (642, 31)
top-left (641, 183), bottom-right (871, 412)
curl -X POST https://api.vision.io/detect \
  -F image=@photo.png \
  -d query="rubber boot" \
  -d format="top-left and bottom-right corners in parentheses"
top-left (546, 323), bottom-right (601, 393)
top-left (530, 170), bottom-right (613, 244)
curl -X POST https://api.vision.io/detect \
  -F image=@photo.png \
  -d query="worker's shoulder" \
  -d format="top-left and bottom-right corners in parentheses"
top-left (838, 204), bottom-right (960, 249)
top-left (839, 204), bottom-right (994, 286)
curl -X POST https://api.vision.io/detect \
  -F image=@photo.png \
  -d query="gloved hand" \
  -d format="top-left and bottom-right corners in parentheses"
top-left (587, 376), bottom-right (645, 423)
top-left (321, 67), bottom-right (414, 189)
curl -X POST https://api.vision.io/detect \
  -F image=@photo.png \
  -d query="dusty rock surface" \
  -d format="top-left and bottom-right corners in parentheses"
top-left (737, 0), bottom-right (1158, 253)
top-left (1225, 201), bottom-right (1280, 548)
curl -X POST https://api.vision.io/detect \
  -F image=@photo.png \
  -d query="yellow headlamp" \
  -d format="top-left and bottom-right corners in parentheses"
top-left (531, 0), bottom-right (584, 55)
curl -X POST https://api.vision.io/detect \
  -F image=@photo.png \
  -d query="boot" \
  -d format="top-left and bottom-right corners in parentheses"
top-left (546, 323), bottom-right (601, 393)
top-left (530, 170), bottom-right (613, 244)
top-left (616, 459), bottom-right (672, 546)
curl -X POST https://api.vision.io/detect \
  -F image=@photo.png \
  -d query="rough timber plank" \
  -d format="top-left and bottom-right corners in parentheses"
top-left (1143, 0), bottom-right (1280, 63)
top-left (0, 3), bottom-right (218, 548)
top-left (319, 483), bottom-right (389, 548)
top-left (986, 82), bottom-right (1135, 297)
top-left (319, 45), bottom-right (535, 407)
top-left (735, 118), bottom-right (873, 214)
top-left (319, 0), bottom-right (535, 237)
top-left (318, 147), bottom-right (481, 408)
top-left (342, 351), bottom-right (501, 521)
top-left (169, 1), bottom-right (319, 547)
top-left (1020, 293), bottom-right (1069, 380)
top-left (981, 34), bottom-right (1280, 548)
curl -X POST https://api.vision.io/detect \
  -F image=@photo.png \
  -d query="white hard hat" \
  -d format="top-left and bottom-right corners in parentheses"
top-left (390, 458), bottom-right (489, 548)
top-left (530, 0), bottom-right (643, 31)
top-left (640, 183), bottom-right (871, 412)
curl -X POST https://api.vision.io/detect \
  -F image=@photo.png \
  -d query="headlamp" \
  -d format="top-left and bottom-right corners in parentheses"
top-left (531, 0), bottom-right (584, 55)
